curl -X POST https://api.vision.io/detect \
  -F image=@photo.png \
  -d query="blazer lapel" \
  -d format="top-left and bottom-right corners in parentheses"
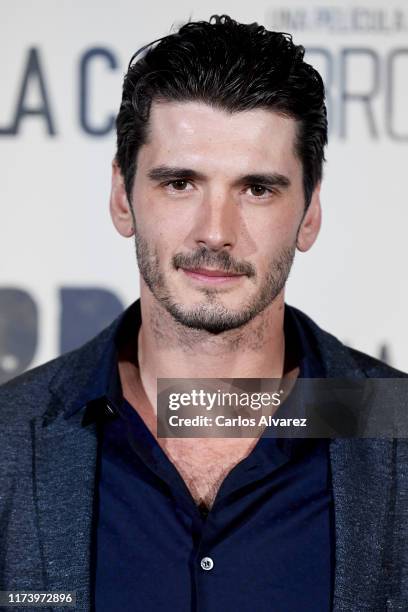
top-left (33, 408), bottom-right (98, 610)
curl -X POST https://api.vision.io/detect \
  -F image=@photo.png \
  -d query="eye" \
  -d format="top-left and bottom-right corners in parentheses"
top-left (166, 179), bottom-right (191, 191)
top-left (247, 184), bottom-right (271, 197)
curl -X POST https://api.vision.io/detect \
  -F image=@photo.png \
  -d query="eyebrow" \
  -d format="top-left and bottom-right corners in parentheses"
top-left (147, 165), bottom-right (291, 188)
top-left (147, 166), bottom-right (206, 182)
top-left (236, 173), bottom-right (291, 189)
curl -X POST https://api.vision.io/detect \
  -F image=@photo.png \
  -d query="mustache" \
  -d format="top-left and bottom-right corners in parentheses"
top-left (172, 247), bottom-right (256, 277)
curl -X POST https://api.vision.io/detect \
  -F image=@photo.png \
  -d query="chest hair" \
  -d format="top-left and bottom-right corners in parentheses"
top-left (160, 437), bottom-right (259, 509)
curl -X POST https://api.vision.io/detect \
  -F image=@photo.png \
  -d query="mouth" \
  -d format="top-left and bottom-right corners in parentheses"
top-left (181, 267), bottom-right (246, 284)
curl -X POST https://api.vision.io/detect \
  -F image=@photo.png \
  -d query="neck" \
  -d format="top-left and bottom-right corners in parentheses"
top-left (136, 284), bottom-right (286, 388)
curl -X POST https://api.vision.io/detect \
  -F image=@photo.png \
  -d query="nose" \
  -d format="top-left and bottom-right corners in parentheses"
top-left (189, 188), bottom-right (238, 251)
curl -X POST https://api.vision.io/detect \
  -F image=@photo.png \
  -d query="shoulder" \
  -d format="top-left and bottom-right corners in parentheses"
top-left (0, 319), bottom-right (116, 426)
top-left (288, 304), bottom-right (408, 379)
top-left (0, 353), bottom-right (72, 424)
top-left (345, 346), bottom-right (407, 378)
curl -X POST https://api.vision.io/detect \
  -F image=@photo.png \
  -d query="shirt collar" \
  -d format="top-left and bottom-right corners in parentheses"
top-left (63, 300), bottom-right (142, 420)
top-left (284, 304), bottom-right (326, 379)
top-left (63, 300), bottom-right (325, 423)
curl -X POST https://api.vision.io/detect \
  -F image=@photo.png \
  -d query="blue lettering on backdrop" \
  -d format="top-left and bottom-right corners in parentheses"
top-left (60, 287), bottom-right (123, 353)
top-left (339, 48), bottom-right (380, 139)
top-left (79, 47), bottom-right (118, 136)
top-left (0, 287), bottom-right (124, 384)
top-left (0, 46), bottom-right (408, 139)
top-left (267, 7), bottom-right (408, 33)
top-left (0, 288), bottom-right (38, 384)
top-left (0, 48), bottom-right (56, 136)
top-left (386, 49), bottom-right (408, 140)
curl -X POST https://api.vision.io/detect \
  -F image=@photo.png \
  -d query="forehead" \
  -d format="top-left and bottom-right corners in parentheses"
top-left (139, 100), bottom-right (300, 177)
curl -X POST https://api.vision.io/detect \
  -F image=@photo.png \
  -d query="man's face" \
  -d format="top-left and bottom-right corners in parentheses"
top-left (114, 101), bottom-right (320, 334)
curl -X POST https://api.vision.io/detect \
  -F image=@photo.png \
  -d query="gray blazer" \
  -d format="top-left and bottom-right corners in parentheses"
top-left (0, 303), bottom-right (407, 611)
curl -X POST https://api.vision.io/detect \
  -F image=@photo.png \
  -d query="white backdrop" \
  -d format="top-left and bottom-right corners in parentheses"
top-left (1, 0), bottom-right (407, 382)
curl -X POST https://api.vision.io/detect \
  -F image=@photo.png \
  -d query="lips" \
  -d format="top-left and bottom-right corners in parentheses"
top-left (181, 267), bottom-right (245, 284)
top-left (182, 267), bottom-right (243, 277)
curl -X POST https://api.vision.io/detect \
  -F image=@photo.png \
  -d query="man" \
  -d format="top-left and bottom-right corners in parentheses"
top-left (0, 14), bottom-right (407, 612)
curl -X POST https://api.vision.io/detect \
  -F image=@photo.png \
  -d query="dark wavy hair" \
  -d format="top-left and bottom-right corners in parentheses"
top-left (115, 15), bottom-right (327, 208)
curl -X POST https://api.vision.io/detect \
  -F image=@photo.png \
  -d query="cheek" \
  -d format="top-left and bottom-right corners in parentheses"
top-left (273, 200), bottom-right (304, 244)
top-left (136, 190), bottom-right (192, 235)
top-left (140, 217), bottom-right (185, 267)
top-left (244, 210), bottom-right (299, 257)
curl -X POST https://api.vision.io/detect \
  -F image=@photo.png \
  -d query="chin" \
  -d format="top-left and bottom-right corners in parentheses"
top-left (161, 296), bottom-right (265, 335)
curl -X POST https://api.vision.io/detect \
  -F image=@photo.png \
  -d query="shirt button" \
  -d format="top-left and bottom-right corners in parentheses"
top-left (198, 502), bottom-right (209, 519)
top-left (200, 557), bottom-right (214, 571)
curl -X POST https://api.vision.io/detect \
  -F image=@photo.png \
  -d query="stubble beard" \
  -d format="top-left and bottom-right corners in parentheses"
top-left (134, 228), bottom-right (296, 335)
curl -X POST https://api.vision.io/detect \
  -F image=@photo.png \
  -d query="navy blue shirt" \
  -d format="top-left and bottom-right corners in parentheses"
top-left (71, 302), bottom-right (334, 611)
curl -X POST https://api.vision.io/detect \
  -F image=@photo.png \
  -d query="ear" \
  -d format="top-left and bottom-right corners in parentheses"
top-left (296, 183), bottom-right (322, 252)
top-left (110, 159), bottom-right (134, 237)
